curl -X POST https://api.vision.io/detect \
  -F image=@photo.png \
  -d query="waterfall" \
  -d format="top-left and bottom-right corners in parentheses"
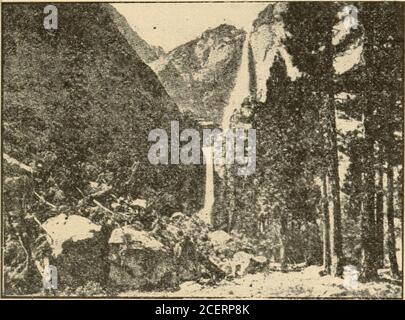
top-left (221, 31), bottom-right (251, 130)
top-left (197, 146), bottom-right (215, 225)
top-left (198, 30), bottom-right (252, 225)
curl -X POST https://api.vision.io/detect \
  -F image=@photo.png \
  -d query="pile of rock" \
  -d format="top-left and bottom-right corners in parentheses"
top-left (38, 211), bottom-right (269, 292)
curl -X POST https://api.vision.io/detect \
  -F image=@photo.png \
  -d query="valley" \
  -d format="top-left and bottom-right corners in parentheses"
top-left (2, 2), bottom-right (403, 299)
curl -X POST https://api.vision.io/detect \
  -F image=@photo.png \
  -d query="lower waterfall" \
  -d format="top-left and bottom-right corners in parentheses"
top-left (197, 146), bottom-right (215, 225)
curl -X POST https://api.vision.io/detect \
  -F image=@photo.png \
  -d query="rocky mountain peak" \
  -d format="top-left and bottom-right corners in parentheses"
top-left (150, 24), bottom-right (246, 124)
top-left (201, 23), bottom-right (245, 39)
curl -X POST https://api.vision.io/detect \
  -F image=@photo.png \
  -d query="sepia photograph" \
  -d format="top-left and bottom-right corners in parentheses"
top-left (1, 0), bottom-right (404, 299)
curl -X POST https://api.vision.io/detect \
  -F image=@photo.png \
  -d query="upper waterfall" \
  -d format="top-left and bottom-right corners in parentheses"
top-left (221, 31), bottom-right (252, 130)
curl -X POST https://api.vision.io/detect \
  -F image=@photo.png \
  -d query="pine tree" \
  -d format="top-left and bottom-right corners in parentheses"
top-left (282, 2), bottom-right (344, 276)
top-left (339, 2), bottom-right (403, 279)
top-left (254, 55), bottom-right (323, 266)
top-left (375, 145), bottom-right (385, 268)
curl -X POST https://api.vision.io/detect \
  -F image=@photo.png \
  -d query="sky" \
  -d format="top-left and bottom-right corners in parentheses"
top-left (112, 3), bottom-right (269, 52)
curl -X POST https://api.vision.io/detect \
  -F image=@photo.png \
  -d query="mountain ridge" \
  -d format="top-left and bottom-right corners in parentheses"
top-left (149, 23), bottom-right (246, 124)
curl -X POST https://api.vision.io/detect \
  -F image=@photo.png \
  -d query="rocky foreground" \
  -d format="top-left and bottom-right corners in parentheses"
top-left (33, 210), bottom-right (269, 296)
top-left (32, 210), bottom-right (402, 299)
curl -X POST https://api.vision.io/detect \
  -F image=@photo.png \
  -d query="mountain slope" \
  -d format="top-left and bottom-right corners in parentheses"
top-left (2, 3), bottom-right (204, 212)
top-left (104, 4), bottom-right (165, 63)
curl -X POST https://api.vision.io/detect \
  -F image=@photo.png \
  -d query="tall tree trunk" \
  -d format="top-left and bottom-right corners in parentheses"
top-left (321, 174), bottom-right (331, 274)
top-left (386, 157), bottom-right (400, 278)
top-left (360, 114), bottom-right (379, 281)
top-left (280, 215), bottom-right (288, 272)
top-left (326, 105), bottom-right (344, 277)
top-left (351, 147), bottom-right (363, 223)
top-left (398, 166), bottom-right (404, 222)
top-left (319, 94), bottom-right (344, 277)
top-left (324, 34), bottom-right (344, 276)
top-left (375, 154), bottom-right (385, 268)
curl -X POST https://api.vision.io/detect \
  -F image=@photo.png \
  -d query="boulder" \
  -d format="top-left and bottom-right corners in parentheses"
top-left (208, 230), bottom-right (232, 248)
top-left (108, 226), bottom-right (177, 290)
top-left (41, 214), bottom-right (107, 289)
top-left (109, 226), bottom-right (164, 250)
top-left (230, 252), bottom-right (269, 277)
top-left (246, 255), bottom-right (268, 274)
top-left (230, 251), bottom-right (254, 277)
top-left (170, 212), bottom-right (186, 222)
top-left (209, 256), bottom-right (232, 275)
top-left (131, 198), bottom-right (147, 209)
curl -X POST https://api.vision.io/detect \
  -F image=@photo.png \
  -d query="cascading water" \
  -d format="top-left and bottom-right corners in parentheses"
top-left (221, 31), bottom-right (251, 130)
top-left (198, 31), bottom-right (252, 225)
top-left (197, 146), bottom-right (215, 225)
